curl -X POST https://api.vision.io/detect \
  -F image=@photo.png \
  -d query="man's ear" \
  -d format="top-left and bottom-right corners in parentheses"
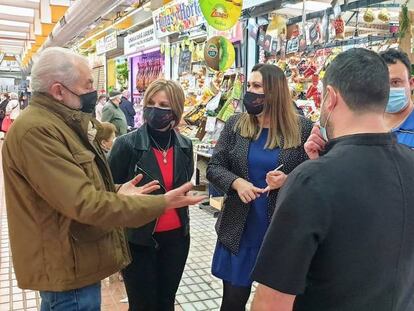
top-left (325, 85), bottom-right (338, 110)
top-left (49, 83), bottom-right (64, 102)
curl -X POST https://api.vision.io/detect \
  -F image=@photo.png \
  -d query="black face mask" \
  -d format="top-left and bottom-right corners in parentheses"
top-left (144, 106), bottom-right (175, 131)
top-left (62, 84), bottom-right (98, 114)
top-left (243, 91), bottom-right (266, 115)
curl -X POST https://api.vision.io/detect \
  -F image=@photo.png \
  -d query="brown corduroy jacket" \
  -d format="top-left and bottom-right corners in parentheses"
top-left (2, 92), bottom-right (166, 291)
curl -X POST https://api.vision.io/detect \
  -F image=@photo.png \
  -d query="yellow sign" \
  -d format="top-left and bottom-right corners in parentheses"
top-left (199, 0), bottom-right (242, 31)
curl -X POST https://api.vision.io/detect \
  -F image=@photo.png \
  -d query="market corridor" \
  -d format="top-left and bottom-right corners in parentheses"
top-left (0, 143), bottom-right (251, 311)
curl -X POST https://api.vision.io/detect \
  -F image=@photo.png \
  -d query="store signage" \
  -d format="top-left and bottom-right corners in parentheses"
top-left (96, 32), bottom-right (118, 55)
top-left (152, 0), bottom-right (206, 38)
top-left (286, 37), bottom-right (299, 54)
top-left (124, 26), bottom-right (158, 55)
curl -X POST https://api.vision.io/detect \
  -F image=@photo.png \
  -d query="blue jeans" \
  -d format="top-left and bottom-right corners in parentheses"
top-left (40, 282), bottom-right (101, 311)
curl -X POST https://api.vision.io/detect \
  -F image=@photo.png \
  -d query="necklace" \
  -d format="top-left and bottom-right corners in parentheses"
top-left (149, 133), bottom-right (172, 164)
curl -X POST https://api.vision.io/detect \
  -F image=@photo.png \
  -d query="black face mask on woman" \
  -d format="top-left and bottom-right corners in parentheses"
top-left (243, 91), bottom-right (266, 115)
top-left (143, 106), bottom-right (175, 131)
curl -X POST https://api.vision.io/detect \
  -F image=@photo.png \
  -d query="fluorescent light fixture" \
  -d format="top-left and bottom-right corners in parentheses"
top-left (283, 1), bottom-right (332, 11)
top-left (0, 31), bottom-right (27, 38)
top-left (0, 5), bottom-right (35, 17)
top-left (143, 2), bottom-right (151, 11)
top-left (77, 6), bottom-right (145, 47)
top-left (0, 20), bottom-right (30, 27)
top-left (0, 39), bottom-right (27, 44)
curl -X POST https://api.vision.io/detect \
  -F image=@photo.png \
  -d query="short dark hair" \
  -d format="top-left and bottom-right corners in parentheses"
top-left (379, 48), bottom-right (411, 78)
top-left (323, 48), bottom-right (389, 112)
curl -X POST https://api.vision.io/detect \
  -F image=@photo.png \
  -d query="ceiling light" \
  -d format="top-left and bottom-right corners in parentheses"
top-left (283, 1), bottom-right (332, 12)
top-left (0, 31), bottom-right (27, 38)
top-left (0, 5), bottom-right (35, 17)
top-left (0, 20), bottom-right (30, 27)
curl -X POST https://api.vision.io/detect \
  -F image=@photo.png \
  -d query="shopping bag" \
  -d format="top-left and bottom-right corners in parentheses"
top-left (1, 116), bottom-right (12, 132)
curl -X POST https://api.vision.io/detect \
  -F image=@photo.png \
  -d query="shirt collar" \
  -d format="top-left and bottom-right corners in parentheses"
top-left (324, 133), bottom-right (396, 154)
top-left (394, 109), bottom-right (414, 132)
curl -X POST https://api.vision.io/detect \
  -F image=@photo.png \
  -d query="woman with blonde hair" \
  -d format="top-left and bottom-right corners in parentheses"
top-left (108, 79), bottom-right (193, 311)
top-left (207, 64), bottom-right (313, 310)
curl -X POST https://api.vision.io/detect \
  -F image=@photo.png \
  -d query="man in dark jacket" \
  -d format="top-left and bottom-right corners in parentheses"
top-left (252, 48), bottom-right (414, 311)
top-left (120, 89), bottom-right (136, 130)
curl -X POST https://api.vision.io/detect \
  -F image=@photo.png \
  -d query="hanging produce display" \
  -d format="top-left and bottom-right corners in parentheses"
top-left (199, 0), bottom-right (243, 31)
top-left (363, 8), bottom-right (375, 23)
top-left (378, 9), bottom-right (390, 23)
top-left (204, 36), bottom-right (235, 72)
top-left (333, 15), bottom-right (345, 39)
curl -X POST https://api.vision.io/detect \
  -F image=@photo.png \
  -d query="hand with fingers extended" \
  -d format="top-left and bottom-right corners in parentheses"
top-left (304, 125), bottom-right (326, 160)
top-left (231, 178), bottom-right (265, 204)
top-left (264, 170), bottom-right (288, 193)
top-left (118, 174), bottom-right (161, 196)
top-left (164, 182), bottom-right (207, 210)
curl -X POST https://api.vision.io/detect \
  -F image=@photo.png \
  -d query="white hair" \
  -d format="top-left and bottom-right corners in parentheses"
top-left (9, 92), bottom-right (18, 100)
top-left (31, 47), bottom-right (90, 93)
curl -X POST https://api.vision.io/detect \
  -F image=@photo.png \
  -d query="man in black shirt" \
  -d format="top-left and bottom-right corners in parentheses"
top-left (251, 48), bottom-right (414, 311)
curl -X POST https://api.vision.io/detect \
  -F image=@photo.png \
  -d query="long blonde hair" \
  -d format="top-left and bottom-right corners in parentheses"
top-left (235, 64), bottom-right (301, 149)
top-left (143, 79), bottom-right (185, 127)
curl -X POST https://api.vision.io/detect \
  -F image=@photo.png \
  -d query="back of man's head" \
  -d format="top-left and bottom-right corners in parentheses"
top-left (31, 47), bottom-right (89, 94)
top-left (323, 48), bottom-right (390, 113)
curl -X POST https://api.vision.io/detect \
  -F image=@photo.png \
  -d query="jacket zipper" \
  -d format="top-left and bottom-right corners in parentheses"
top-left (135, 164), bottom-right (165, 249)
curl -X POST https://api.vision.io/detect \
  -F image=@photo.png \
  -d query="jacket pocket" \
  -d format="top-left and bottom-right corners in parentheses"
top-left (73, 150), bottom-right (104, 190)
top-left (70, 230), bottom-right (116, 278)
top-left (70, 221), bottom-right (111, 242)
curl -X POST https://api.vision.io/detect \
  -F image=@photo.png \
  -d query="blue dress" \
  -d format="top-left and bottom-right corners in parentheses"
top-left (212, 129), bottom-right (281, 286)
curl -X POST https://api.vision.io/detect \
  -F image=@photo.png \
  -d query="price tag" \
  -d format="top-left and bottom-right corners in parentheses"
top-left (205, 116), bottom-right (217, 132)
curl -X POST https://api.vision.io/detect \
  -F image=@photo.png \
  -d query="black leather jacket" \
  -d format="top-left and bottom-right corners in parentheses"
top-left (108, 124), bottom-right (194, 247)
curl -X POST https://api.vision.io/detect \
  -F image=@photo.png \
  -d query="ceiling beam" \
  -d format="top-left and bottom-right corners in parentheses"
top-left (0, 40), bottom-right (26, 47)
top-left (0, 0), bottom-right (39, 10)
top-left (0, 13), bottom-right (34, 24)
top-left (0, 47), bottom-right (23, 54)
top-left (0, 24), bottom-right (29, 33)
top-left (0, 34), bottom-right (29, 40)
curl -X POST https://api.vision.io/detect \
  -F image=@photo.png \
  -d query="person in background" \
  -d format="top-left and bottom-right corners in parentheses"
top-left (95, 121), bottom-right (116, 155)
top-left (305, 48), bottom-right (414, 158)
top-left (206, 64), bottom-right (313, 311)
top-left (102, 91), bottom-right (128, 136)
top-left (251, 47), bottom-right (414, 311)
top-left (2, 47), bottom-right (205, 311)
top-left (5, 92), bottom-right (20, 124)
top-left (0, 93), bottom-right (9, 131)
top-left (120, 89), bottom-right (136, 130)
top-left (108, 79), bottom-right (194, 311)
top-left (290, 87), bottom-right (304, 116)
top-left (381, 48), bottom-right (414, 148)
top-left (95, 94), bottom-right (108, 122)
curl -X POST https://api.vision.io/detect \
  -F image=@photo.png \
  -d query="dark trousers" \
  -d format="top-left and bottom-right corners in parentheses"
top-left (122, 229), bottom-right (190, 311)
top-left (220, 281), bottom-right (252, 311)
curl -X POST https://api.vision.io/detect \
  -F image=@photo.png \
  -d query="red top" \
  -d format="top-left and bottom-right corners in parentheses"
top-left (153, 147), bottom-right (182, 232)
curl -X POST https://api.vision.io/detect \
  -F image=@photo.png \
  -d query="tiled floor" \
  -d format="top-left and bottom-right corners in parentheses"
top-left (0, 142), bottom-right (256, 311)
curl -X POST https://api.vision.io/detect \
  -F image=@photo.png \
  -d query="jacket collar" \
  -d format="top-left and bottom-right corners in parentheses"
top-left (30, 92), bottom-right (92, 142)
top-left (133, 123), bottom-right (191, 151)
